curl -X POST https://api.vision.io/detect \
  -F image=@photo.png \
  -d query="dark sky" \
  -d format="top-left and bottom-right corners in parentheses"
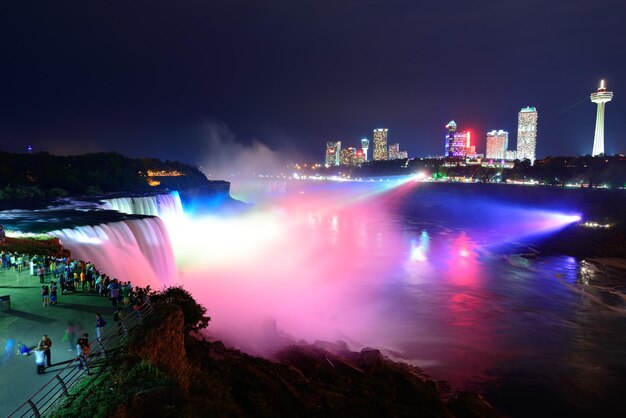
top-left (2, 0), bottom-right (625, 167)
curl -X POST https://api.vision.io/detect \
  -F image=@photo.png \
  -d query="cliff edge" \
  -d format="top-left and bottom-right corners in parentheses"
top-left (50, 298), bottom-right (501, 418)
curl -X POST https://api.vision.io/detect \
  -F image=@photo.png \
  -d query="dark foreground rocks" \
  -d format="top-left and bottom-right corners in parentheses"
top-left (52, 304), bottom-right (501, 418)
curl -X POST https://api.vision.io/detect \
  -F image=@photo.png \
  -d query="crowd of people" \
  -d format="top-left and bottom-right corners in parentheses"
top-left (1, 250), bottom-right (152, 376)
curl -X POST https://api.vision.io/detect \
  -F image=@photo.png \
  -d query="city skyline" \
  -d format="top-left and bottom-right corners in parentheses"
top-left (1, 1), bottom-right (624, 167)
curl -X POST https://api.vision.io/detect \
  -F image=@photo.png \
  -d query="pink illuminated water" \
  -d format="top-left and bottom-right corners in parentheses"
top-left (46, 184), bottom-right (626, 415)
top-left (50, 217), bottom-right (178, 287)
top-left (171, 181), bottom-right (626, 415)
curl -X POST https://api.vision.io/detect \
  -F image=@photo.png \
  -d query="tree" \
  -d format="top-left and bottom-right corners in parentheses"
top-left (149, 286), bottom-right (211, 333)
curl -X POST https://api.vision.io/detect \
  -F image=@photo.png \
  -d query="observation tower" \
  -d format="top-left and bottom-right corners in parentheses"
top-left (590, 80), bottom-right (613, 156)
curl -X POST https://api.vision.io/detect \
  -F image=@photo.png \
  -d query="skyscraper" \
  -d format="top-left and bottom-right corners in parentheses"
top-left (355, 149), bottom-right (365, 165)
top-left (444, 121), bottom-right (470, 157)
top-left (516, 107), bottom-right (538, 164)
top-left (325, 141), bottom-right (341, 167)
top-left (388, 143), bottom-right (400, 160)
top-left (590, 80), bottom-right (613, 156)
top-left (373, 128), bottom-right (388, 161)
top-left (444, 120), bottom-right (457, 157)
top-left (340, 147), bottom-right (357, 166)
top-left (485, 130), bottom-right (508, 160)
top-left (361, 138), bottom-right (370, 161)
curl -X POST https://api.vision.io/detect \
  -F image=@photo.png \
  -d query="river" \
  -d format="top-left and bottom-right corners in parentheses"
top-left (175, 180), bottom-right (626, 417)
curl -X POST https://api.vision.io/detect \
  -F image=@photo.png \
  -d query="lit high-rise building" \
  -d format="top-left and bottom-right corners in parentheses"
top-left (340, 147), bottom-right (357, 166)
top-left (325, 141), bottom-right (341, 167)
top-left (388, 143), bottom-right (400, 160)
top-left (505, 150), bottom-right (517, 161)
top-left (516, 106), bottom-right (538, 164)
top-left (485, 130), bottom-right (508, 160)
top-left (444, 121), bottom-right (471, 157)
top-left (444, 120), bottom-right (457, 157)
top-left (361, 138), bottom-right (370, 161)
top-left (355, 149), bottom-right (365, 165)
top-left (373, 128), bottom-right (388, 161)
top-left (590, 80), bottom-right (613, 156)
top-left (397, 151), bottom-right (408, 160)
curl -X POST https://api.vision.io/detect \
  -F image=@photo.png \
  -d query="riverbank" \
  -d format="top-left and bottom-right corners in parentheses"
top-left (588, 257), bottom-right (626, 270)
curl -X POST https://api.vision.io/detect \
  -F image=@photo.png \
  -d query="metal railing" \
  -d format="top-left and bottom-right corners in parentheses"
top-left (8, 300), bottom-right (154, 418)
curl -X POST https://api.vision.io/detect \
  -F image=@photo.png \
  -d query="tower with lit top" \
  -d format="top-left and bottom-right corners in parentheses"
top-left (590, 79), bottom-right (613, 156)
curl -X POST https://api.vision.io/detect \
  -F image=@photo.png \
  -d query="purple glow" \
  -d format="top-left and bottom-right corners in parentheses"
top-left (169, 184), bottom-right (581, 362)
top-left (48, 185), bottom-right (589, 390)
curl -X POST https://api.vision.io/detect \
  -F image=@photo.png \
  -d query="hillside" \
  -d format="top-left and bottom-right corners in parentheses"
top-left (0, 151), bottom-right (218, 198)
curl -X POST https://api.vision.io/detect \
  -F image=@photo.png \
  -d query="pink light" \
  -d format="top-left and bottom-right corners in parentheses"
top-left (173, 186), bottom-right (407, 352)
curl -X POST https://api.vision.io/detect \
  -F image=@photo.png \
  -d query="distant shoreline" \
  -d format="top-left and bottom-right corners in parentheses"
top-left (588, 257), bottom-right (626, 270)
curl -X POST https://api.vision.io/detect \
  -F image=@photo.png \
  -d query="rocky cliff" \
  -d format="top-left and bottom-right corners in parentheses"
top-left (103, 304), bottom-right (501, 418)
top-left (49, 299), bottom-right (501, 418)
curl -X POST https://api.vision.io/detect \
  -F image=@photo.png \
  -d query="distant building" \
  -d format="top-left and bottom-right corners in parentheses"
top-left (444, 120), bottom-right (457, 157)
top-left (444, 121), bottom-right (471, 157)
top-left (325, 141), bottom-right (341, 167)
top-left (355, 149), bottom-right (365, 165)
top-left (505, 150), bottom-right (517, 161)
top-left (397, 151), bottom-right (408, 160)
top-left (340, 147), bottom-right (357, 166)
top-left (485, 130), bottom-right (508, 160)
top-left (516, 106), bottom-right (538, 164)
top-left (361, 138), bottom-right (370, 161)
top-left (388, 143), bottom-right (400, 160)
top-left (373, 129), bottom-right (388, 161)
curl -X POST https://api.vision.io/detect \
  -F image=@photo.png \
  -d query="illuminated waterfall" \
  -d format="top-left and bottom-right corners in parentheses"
top-left (49, 217), bottom-right (178, 288)
top-left (103, 191), bottom-right (184, 218)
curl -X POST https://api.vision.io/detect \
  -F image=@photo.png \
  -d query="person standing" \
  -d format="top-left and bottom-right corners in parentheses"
top-left (66, 321), bottom-right (77, 351)
top-left (113, 308), bottom-right (126, 336)
top-left (41, 285), bottom-right (50, 307)
top-left (50, 282), bottom-right (58, 305)
top-left (38, 335), bottom-right (52, 368)
top-left (108, 281), bottom-right (119, 307)
top-left (122, 283), bottom-right (131, 306)
top-left (76, 333), bottom-right (91, 374)
top-left (95, 313), bottom-right (107, 340)
top-left (34, 347), bottom-right (46, 374)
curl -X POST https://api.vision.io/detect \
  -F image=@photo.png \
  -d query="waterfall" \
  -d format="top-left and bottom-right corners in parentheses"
top-left (49, 217), bottom-right (178, 288)
top-left (102, 191), bottom-right (184, 218)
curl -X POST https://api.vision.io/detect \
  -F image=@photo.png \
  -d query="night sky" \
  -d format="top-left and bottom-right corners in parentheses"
top-left (2, 0), bottom-right (625, 168)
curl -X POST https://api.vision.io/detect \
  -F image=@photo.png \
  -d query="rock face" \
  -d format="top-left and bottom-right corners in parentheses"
top-left (127, 304), bottom-right (190, 391)
top-left (115, 305), bottom-right (502, 418)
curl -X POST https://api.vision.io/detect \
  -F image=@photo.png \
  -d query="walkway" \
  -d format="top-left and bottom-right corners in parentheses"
top-left (0, 268), bottom-right (120, 417)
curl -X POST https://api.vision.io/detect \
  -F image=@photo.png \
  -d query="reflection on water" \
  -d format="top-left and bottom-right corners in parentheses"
top-left (178, 180), bottom-right (625, 416)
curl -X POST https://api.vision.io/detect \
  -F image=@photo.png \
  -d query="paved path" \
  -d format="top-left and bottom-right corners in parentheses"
top-left (0, 268), bottom-right (118, 417)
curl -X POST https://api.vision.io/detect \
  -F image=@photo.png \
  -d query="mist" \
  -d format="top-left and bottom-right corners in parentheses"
top-left (168, 184), bottom-right (406, 356)
top-left (198, 122), bottom-right (294, 181)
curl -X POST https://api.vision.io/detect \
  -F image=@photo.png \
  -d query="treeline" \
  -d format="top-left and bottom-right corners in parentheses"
top-left (0, 151), bottom-right (211, 199)
top-left (504, 155), bottom-right (626, 187)
top-left (314, 155), bottom-right (626, 188)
